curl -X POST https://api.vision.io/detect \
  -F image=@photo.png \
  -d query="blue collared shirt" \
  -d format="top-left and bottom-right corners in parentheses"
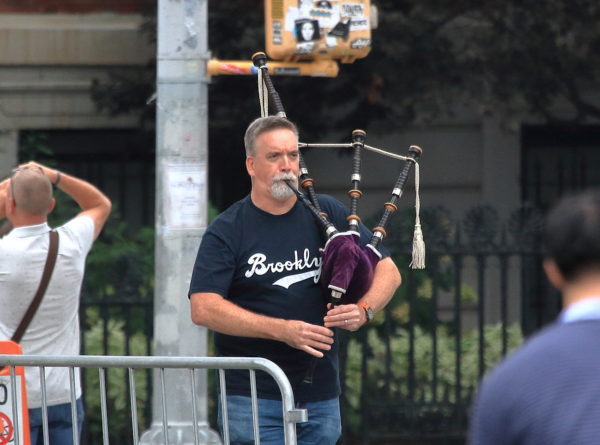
top-left (560, 297), bottom-right (600, 323)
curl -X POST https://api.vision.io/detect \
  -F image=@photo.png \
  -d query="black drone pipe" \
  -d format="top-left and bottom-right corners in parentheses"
top-left (369, 145), bottom-right (422, 249)
top-left (251, 52), bottom-right (325, 216)
top-left (347, 129), bottom-right (366, 233)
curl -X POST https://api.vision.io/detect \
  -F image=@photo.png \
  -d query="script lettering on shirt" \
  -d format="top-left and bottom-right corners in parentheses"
top-left (245, 249), bottom-right (322, 288)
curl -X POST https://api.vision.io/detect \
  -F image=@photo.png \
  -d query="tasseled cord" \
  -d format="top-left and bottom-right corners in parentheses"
top-left (410, 161), bottom-right (426, 269)
top-left (258, 68), bottom-right (268, 118)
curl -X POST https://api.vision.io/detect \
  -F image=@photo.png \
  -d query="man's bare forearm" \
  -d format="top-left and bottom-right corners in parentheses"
top-left (359, 257), bottom-right (401, 312)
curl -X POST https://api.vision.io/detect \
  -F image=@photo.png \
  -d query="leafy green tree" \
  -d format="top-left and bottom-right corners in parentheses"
top-left (93, 0), bottom-right (600, 208)
top-left (209, 1), bottom-right (600, 126)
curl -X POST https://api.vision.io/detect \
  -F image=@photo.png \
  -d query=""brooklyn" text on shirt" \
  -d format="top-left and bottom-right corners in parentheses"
top-left (245, 248), bottom-right (321, 282)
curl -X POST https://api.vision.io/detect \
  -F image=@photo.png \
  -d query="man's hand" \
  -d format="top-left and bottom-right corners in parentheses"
top-left (324, 303), bottom-right (365, 332)
top-left (191, 292), bottom-right (335, 358)
top-left (280, 320), bottom-right (335, 358)
top-left (17, 161), bottom-right (60, 185)
top-left (324, 257), bottom-right (401, 332)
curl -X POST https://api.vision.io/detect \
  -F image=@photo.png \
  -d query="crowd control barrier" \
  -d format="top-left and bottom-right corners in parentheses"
top-left (0, 355), bottom-right (307, 445)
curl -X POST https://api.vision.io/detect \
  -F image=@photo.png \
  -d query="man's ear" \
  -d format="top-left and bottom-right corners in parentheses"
top-left (47, 197), bottom-right (56, 215)
top-left (543, 259), bottom-right (566, 291)
top-left (7, 195), bottom-right (16, 214)
top-left (246, 156), bottom-right (255, 177)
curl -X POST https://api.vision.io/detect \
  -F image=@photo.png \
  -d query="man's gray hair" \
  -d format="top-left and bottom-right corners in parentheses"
top-left (11, 169), bottom-right (53, 216)
top-left (244, 116), bottom-right (299, 156)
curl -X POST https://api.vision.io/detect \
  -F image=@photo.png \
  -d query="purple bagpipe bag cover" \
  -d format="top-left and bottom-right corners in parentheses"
top-left (319, 231), bottom-right (381, 304)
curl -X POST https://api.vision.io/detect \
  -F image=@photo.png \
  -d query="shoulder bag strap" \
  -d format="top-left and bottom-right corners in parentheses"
top-left (11, 230), bottom-right (60, 343)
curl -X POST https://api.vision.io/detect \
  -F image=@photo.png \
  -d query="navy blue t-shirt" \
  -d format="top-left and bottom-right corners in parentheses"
top-left (189, 194), bottom-right (389, 402)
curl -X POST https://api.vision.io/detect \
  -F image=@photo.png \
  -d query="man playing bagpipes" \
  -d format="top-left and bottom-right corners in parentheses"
top-left (189, 116), bottom-right (401, 444)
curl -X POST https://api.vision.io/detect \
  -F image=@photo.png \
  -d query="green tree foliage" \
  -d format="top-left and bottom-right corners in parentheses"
top-left (190, 0), bottom-right (597, 211)
top-left (365, 0), bottom-right (600, 125)
top-left (209, 0), bottom-right (600, 130)
top-left (93, 0), bottom-right (600, 207)
top-left (84, 219), bottom-right (154, 302)
top-left (342, 323), bottom-right (524, 434)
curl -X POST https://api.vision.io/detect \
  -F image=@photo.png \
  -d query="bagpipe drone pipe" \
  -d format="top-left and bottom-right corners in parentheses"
top-left (252, 52), bottom-right (425, 383)
top-left (252, 52), bottom-right (425, 300)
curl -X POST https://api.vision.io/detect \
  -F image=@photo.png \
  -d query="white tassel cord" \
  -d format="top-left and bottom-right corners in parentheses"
top-left (409, 162), bottom-right (426, 269)
top-left (258, 69), bottom-right (268, 118)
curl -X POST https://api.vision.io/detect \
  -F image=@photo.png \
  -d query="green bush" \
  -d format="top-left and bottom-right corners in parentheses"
top-left (84, 218), bottom-right (155, 303)
top-left (83, 315), bottom-right (151, 439)
top-left (342, 323), bottom-right (524, 433)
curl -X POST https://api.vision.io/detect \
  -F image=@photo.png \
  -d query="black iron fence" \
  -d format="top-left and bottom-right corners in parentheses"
top-left (336, 204), bottom-right (554, 445)
top-left (78, 204), bottom-right (553, 445)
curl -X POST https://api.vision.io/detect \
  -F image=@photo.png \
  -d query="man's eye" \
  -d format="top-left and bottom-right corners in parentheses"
top-left (290, 153), bottom-right (299, 159)
top-left (267, 154), bottom-right (279, 160)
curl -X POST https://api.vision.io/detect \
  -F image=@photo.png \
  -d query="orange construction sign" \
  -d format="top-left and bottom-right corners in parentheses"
top-left (0, 341), bottom-right (30, 445)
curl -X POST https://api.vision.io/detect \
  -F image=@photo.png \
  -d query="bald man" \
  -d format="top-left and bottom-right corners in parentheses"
top-left (0, 161), bottom-right (111, 445)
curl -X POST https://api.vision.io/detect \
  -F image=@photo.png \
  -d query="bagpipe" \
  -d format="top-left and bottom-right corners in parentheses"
top-left (252, 52), bottom-right (425, 303)
top-left (252, 51), bottom-right (425, 384)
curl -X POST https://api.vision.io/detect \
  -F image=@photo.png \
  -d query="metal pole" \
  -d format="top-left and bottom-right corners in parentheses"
top-left (140, 0), bottom-right (220, 443)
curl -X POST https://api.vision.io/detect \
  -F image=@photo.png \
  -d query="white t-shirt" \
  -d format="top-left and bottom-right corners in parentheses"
top-left (0, 216), bottom-right (95, 408)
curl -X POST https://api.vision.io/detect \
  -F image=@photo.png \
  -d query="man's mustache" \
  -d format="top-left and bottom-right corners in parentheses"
top-left (272, 174), bottom-right (297, 184)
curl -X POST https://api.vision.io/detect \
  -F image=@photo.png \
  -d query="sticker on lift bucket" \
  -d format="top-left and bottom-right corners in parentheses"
top-left (265, 0), bottom-right (372, 63)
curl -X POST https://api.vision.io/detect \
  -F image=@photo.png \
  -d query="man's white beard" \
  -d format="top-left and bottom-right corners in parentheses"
top-left (271, 173), bottom-right (298, 200)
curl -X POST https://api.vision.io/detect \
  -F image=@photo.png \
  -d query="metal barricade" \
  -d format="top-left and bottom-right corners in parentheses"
top-left (0, 355), bottom-right (308, 445)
